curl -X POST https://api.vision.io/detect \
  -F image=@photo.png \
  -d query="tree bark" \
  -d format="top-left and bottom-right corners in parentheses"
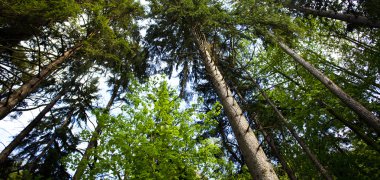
top-left (273, 37), bottom-right (380, 135)
top-left (0, 89), bottom-right (66, 164)
top-left (0, 44), bottom-right (82, 120)
top-left (73, 80), bottom-right (120, 180)
top-left (254, 118), bottom-right (297, 180)
top-left (191, 28), bottom-right (278, 180)
top-left (288, 5), bottom-right (380, 28)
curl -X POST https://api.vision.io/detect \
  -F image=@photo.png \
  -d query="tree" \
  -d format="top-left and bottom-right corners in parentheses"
top-left (72, 1), bottom-right (148, 175)
top-left (17, 110), bottom-right (77, 179)
top-left (0, 88), bottom-right (67, 164)
top-left (81, 78), bottom-right (233, 179)
top-left (14, 77), bottom-right (99, 178)
top-left (0, 44), bottom-right (83, 120)
top-left (0, 0), bottom-right (146, 120)
top-left (0, 55), bottom-right (97, 165)
top-left (72, 77), bottom-right (121, 179)
top-left (234, 0), bottom-right (380, 137)
top-left (0, 0), bottom-right (85, 120)
top-left (192, 29), bottom-right (278, 179)
top-left (268, 35), bottom-right (380, 135)
top-left (146, 0), bottom-right (278, 178)
top-left (0, 70), bottom-right (98, 178)
top-left (252, 76), bottom-right (332, 179)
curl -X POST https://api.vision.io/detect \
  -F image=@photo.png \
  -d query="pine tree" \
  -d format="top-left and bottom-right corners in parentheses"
top-left (146, 0), bottom-right (278, 178)
top-left (0, 44), bottom-right (83, 120)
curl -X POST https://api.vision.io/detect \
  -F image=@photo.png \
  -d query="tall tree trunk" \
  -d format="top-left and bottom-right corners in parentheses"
top-left (233, 84), bottom-right (296, 180)
top-left (73, 80), bottom-right (120, 180)
top-left (0, 89), bottom-right (66, 164)
top-left (0, 44), bottom-right (82, 120)
top-left (191, 28), bottom-right (278, 180)
top-left (254, 118), bottom-right (297, 180)
top-left (271, 36), bottom-right (380, 135)
top-left (287, 5), bottom-right (380, 28)
top-left (27, 109), bottom-right (75, 172)
top-left (252, 79), bottom-right (333, 180)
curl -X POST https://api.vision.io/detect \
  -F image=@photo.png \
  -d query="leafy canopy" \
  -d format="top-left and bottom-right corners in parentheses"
top-left (75, 76), bottom-right (236, 179)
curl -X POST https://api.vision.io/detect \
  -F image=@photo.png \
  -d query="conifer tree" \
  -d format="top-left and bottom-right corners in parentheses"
top-left (146, 0), bottom-right (278, 178)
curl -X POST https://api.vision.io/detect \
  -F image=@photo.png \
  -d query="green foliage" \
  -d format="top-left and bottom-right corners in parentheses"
top-left (328, 140), bottom-right (380, 179)
top-left (78, 76), bottom-right (234, 179)
top-left (149, 0), bottom-right (229, 28)
top-left (0, 0), bottom-right (80, 45)
top-left (146, 0), bottom-right (235, 97)
top-left (1, 0), bottom-right (380, 179)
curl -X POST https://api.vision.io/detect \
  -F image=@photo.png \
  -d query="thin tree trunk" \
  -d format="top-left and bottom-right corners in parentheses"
top-left (272, 37), bottom-right (380, 135)
top-left (253, 79), bottom-right (333, 180)
top-left (191, 28), bottom-right (278, 180)
top-left (0, 44), bottom-right (82, 120)
top-left (254, 118), bottom-right (297, 180)
top-left (274, 69), bottom-right (380, 151)
top-left (334, 33), bottom-right (380, 54)
top-left (318, 101), bottom-right (380, 153)
top-left (73, 80), bottom-right (120, 180)
top-left (28, 109), bottom-right (75, 172)
top-left (306, 49), bottom-right (380, 90)
top-left (0, 89), bottom-right (66, 164)
top-left (288, 5), bottom-right (380, 28)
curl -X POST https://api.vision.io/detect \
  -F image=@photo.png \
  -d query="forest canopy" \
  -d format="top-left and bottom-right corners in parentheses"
top-left (0, 0), bottom-right (379, 179)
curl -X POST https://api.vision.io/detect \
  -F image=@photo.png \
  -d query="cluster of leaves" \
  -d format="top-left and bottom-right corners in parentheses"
top-left (66, 77), bottom-right (240, 179)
